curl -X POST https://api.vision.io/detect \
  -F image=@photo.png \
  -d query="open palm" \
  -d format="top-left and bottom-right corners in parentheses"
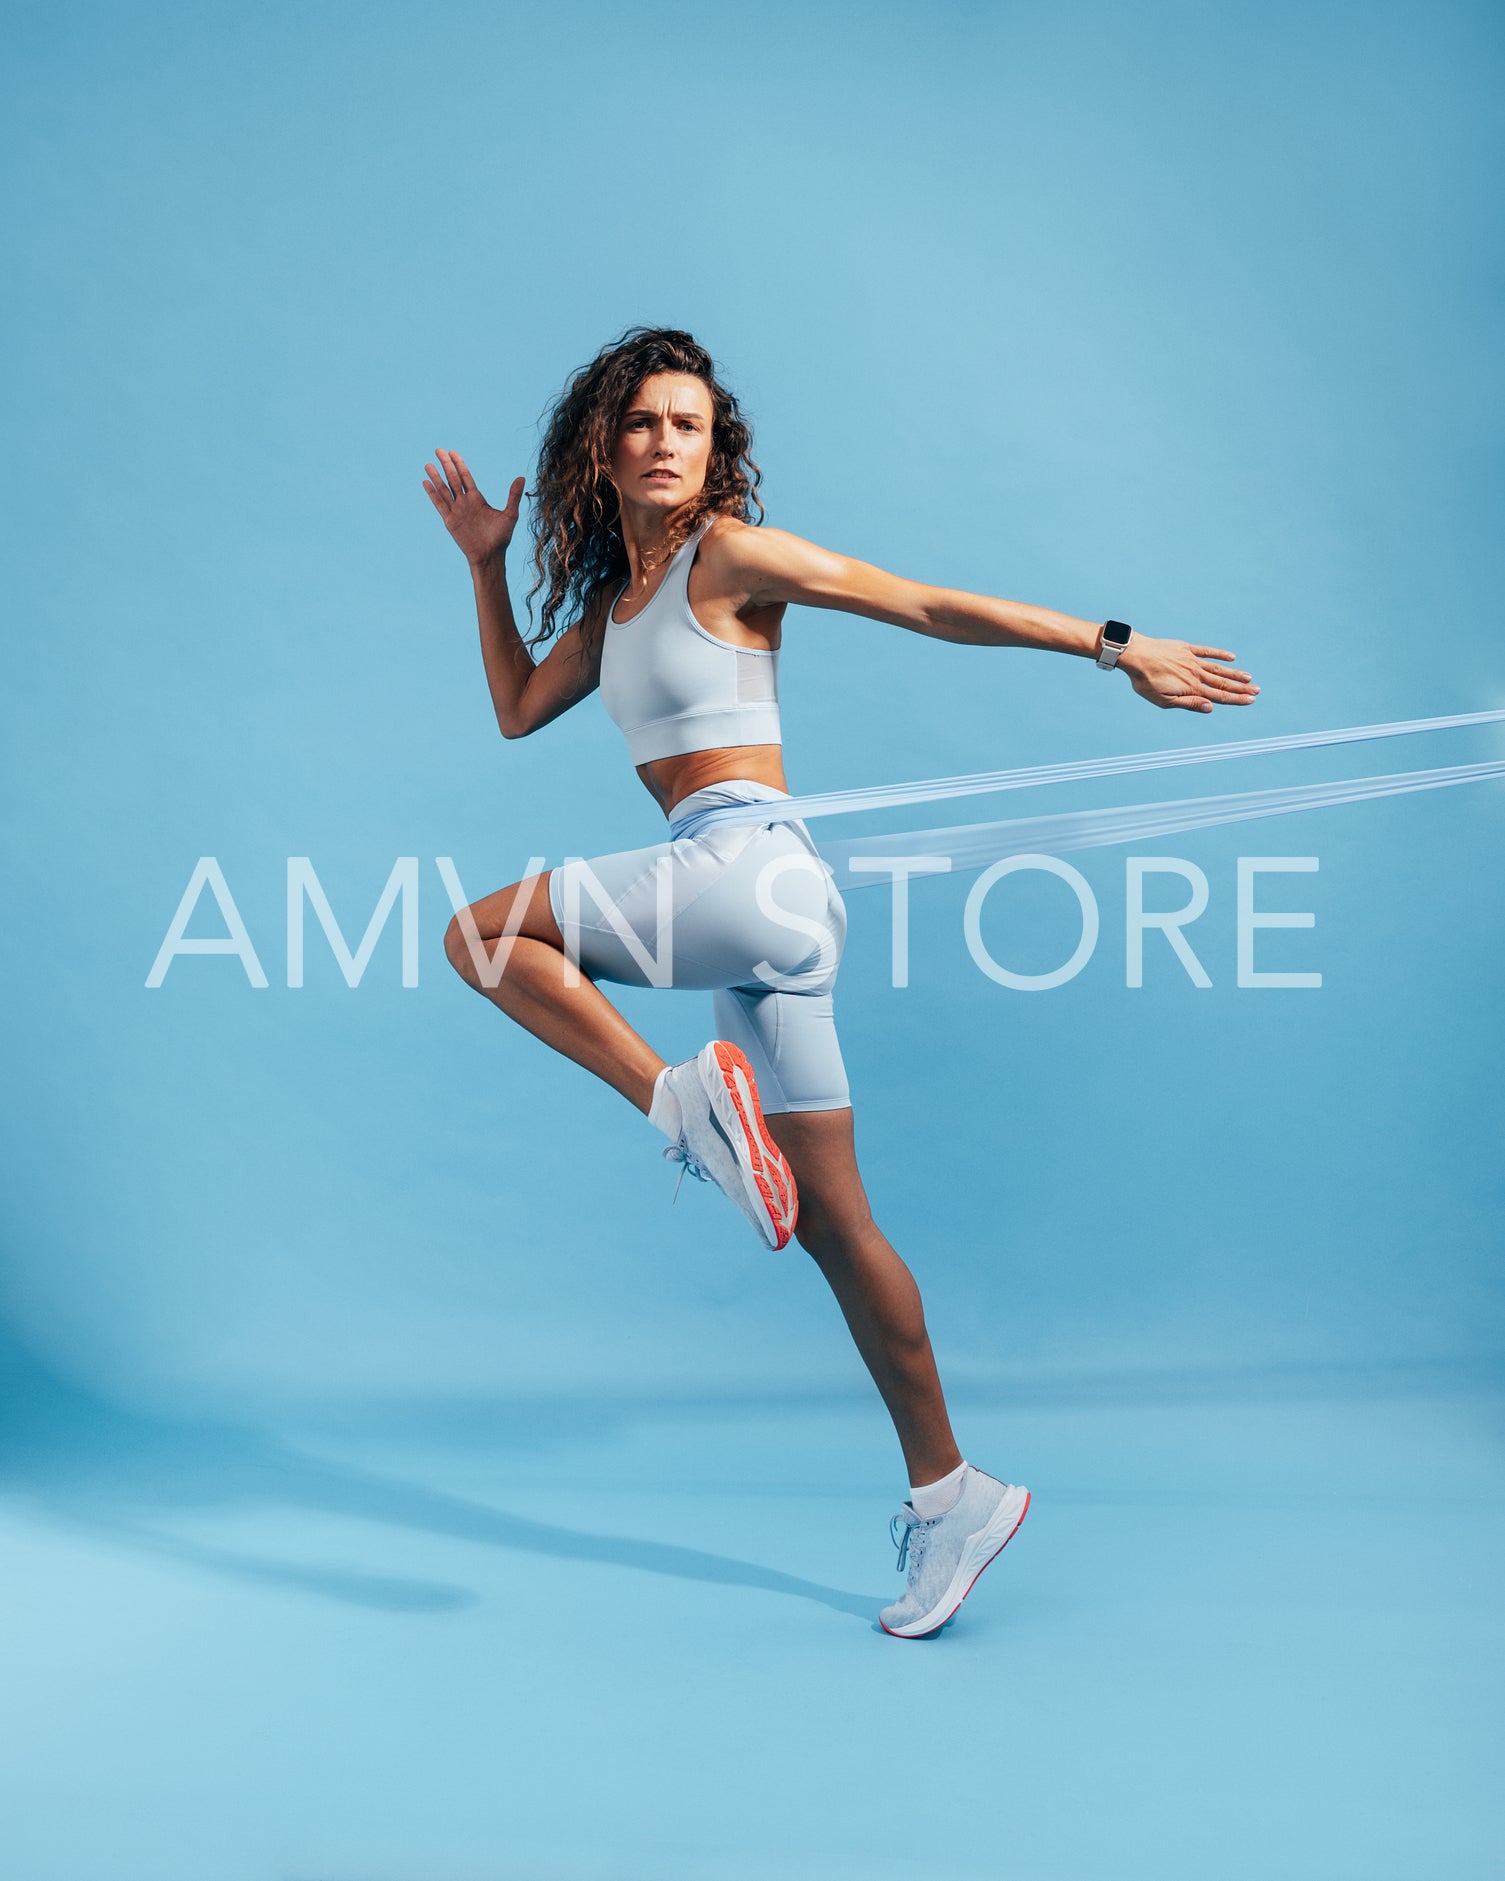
top-left (422, 448), bottom-right (525, 567)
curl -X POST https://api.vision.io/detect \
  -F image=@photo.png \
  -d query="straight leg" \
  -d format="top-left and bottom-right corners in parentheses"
top-left (764, 1106), bottom-right (964, 1487)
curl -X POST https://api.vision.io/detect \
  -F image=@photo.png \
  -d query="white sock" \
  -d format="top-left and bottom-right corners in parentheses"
top-left (648, 1067), bottom-right (684, 1142)
top-left (909, 1460), bottom-right (968, 1519)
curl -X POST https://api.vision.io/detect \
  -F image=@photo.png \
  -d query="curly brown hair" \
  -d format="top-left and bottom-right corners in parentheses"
top-left (525, 326), bottom-right (763, 654)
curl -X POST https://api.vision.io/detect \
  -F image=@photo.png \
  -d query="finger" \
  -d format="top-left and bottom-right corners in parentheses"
top-left (1193, 656), bottom-right (1257, 684)
top-left (1199, 672), bottom-right (1259, 698)
top-left (503, 474), bottom-right (525, 516)
top-left (1184, 676), bottom-right (1240, 705)
top-left (1189, 646), bottom-right (1237, 661)
top-left (423, 466), bottom-right (452, 509)
top-left (449, 449), bottom-right (483, 497)
top-left (436, 447), bottom-right (470, 496)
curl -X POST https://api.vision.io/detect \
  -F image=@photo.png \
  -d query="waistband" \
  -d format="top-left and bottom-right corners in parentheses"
top-left (667, 777), bottom-right (792, 842)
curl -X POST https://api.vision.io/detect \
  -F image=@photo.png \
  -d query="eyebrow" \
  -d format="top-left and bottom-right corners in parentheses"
top-left (623, 405), bottom-right (707, 422)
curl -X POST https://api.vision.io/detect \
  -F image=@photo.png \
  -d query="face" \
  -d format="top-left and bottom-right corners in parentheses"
top-left (610, 372), bottom-right (715, 514)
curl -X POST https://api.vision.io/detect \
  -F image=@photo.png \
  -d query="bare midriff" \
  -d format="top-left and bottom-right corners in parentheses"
top-left (637, 744), bottom-right (790, 820)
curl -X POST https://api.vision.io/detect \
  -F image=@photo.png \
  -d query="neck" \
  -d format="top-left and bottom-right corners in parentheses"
top-left (618, 498), bottom-right (701, 584)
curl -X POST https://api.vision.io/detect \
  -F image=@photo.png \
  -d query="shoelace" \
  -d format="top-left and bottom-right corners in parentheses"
top-left (890, 1508), bottom-right (931, 1577)
top-left (662, 1134), bottom-right (711, 1205)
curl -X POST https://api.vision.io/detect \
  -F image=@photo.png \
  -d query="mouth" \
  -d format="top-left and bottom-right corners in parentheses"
top-left (643, 469), bottom-right (678, 483)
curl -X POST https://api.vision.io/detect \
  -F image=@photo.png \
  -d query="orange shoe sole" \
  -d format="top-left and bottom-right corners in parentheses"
top-left (709, 1039), bottom-right (799, 1249)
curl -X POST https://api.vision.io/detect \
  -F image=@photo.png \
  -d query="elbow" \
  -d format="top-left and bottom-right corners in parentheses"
top-left (913, 585), bottom-right (959, 642)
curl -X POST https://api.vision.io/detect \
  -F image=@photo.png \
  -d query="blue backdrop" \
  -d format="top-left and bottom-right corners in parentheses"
top-left (4, 5), bottom-right (1502, 1878)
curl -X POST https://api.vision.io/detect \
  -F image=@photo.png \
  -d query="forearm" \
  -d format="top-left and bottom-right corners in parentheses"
top-left (922, 588), bottom-right (1108, 661)
top-left (469, 551), bottom-right (535, 735)
top-left (919, 582), bottom-right (1261, 714)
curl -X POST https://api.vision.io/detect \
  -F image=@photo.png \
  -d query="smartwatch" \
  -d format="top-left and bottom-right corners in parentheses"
top-left (1096, 619), bottom-right (1133, 671)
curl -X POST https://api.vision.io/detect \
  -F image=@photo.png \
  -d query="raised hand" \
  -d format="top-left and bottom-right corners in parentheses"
top-left (1120, 637), bottom-right (1260, 714)
top-left (422, 448), bottom-right (525, 567)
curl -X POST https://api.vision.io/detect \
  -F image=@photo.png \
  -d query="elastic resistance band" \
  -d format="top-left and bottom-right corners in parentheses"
top-left (814, 759), bottom-right (1505, 889)
top-left (666, 707), bottom-right (1505, 843)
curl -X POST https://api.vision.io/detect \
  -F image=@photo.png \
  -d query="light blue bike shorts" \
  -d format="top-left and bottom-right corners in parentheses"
top-left (547, 778), bottom-right (851, 1113)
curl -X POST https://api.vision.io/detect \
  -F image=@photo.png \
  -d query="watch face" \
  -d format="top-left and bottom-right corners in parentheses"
top-left (1103, 619), bottom-right (1133, 646)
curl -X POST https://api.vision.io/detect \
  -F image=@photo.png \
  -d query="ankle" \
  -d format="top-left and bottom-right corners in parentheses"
top-left (647, 1064), bottom-right (682, 1138)
top-left (909, 1458), bottom-right (968, 1519)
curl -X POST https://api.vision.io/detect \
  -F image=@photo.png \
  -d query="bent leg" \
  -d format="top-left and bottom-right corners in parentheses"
top-left (764, 1105), bottom-right (963, 1486)
top-left (444, 873), bottom-right (665, 1113)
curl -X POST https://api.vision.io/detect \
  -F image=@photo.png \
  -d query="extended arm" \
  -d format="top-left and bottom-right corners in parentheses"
top-left (718, 524), bottom-right (1259, 714)
top-left (423, 449), bottom-right (601, 738)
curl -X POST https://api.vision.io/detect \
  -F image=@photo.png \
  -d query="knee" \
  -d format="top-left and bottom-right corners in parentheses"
top-left (794, 1198), bottom-right (876, 1264)
top-left (443, 911), bottom-right (479, 978)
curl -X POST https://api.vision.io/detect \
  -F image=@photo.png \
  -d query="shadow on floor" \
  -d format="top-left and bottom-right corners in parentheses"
top-left (0, 1319), bottom-right (879, 1621)
top-left (9, 1315), bottom-right (1496, 1624)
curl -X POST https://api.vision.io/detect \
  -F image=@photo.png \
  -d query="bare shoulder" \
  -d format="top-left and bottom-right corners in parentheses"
top-left (699, 511), bottom-right (761, 561)
top-left (699, 513), bottom-right (837, 585)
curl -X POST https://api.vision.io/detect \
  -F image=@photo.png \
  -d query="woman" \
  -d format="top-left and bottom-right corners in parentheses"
top-left (424, 327), bottom-right (1259, 1638)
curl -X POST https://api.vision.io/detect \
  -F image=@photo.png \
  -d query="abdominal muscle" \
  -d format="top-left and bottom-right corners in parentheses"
top-left (636, 744), bottom-right (790, 819)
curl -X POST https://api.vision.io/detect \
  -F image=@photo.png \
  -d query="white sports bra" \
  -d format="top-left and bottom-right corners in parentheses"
top-left (599, 518), bottom-right (782, 766)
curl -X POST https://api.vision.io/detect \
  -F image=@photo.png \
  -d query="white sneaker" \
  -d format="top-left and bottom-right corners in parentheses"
top-left (879, 1466), bottom-right (1031, 1638)
top-left (661, 1041), bottom-right (798, 1250)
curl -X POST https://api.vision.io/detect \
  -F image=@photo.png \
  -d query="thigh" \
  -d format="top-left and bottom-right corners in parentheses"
top-left (549, 832), bottom-right (692, 989)
top-left (714, 982), bottom-right (851, 1114)
top-left (552, 820), bottom-right (845, 994)
top-left (456, 872), bottom-right (564, 949)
